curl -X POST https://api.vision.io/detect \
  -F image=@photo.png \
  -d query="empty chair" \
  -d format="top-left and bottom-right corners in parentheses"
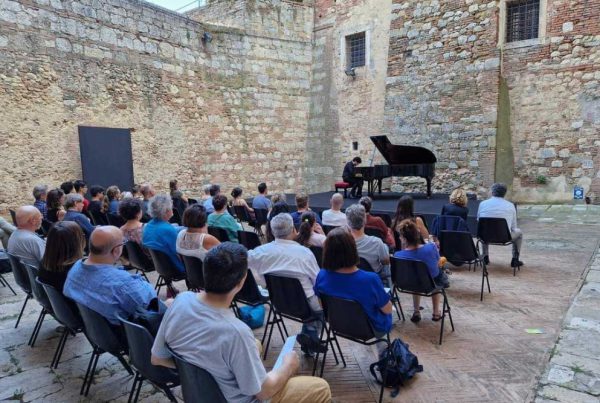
top-left (24, 263), bottom-right (55, 347)
top-left (391, 257), bottom-right (454, 345)
top-left (6, 253), bottom-right (32, 328)
top-left (124, 241), bottom-right (155, 281)
top-left (179, 254), bottom-right (205, 291)
top-left (237, 230), bottom-right (261, 250)
top-left (118, 316), bottom-right (180, 403)
top-left (440, 230), bottom-right (490, 300)
top-left (75, 302), bottom-right (133, 396)
top-left (477, 217), bottom-right (522, 273)
top-left (148, 248), bottom-right (186, 296)
top-left (107, 213), bottom-right (125, 227)
top-left (169, 348), bottom-right (227, 403)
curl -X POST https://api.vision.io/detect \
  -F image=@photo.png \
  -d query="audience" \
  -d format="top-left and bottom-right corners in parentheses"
top-left (0, 216), bottom-right (16, 250)
top-left (252, 182), bottom-right (272, 210)
top-left (207, 195), bottom-right (242, 243)
top-left (315, 228), bottom-right (392, 338)
top-left (140, 183), bottom-right (156, 215)
top-left (119, 198), bottom-right (145, 246)
top-left (106, 185), bottom-right (121, 214)
top-left (38, 222), bottom-right (85, 292)
top-left (248, 213), bottom-right (323, 355)
top-left (200, 184), bottom-right (211, 201)
top-left (267, 193), bottom-right (289, 220)
top-left (176, 204), bottom-right (220, 260)
top-left (231, 187), bottom-right (255, 219)
top-left (73, 180), bottom-right (90, 213)
top-left (295, 211), bottom-right (326, 247)
top-left (151, 242), bottom-right (331, 403)
top-left (321, 193), bottom-right (346, 227)
top-left (63, 194), bottom-right (95, 240)
top-left (393, 219), bottom-right (449, 323)
top-left (345, 204), bottom-right (390, 286)
top-left (32, 184), bottom-right (48, 219)
top-left (391, 195), bottom-right (430, 241)
top-left (477, 183), bottom-right (523, 267)
top-left (203, 184), bottom-right (220, 214)
top-left (142, 194), bottom-right (185, 273)
top-left (64, 226), bottom-right (157, 325)
top-left (359, 196), bottom-right (395, 247)
top-left (290, 194), bottom-right (322, 227)
top-left (7, 206), bottom-right (46, 267)
top-left (169, 179), bottom-right (188, 202)
top-left (441, 188), bottom-right (469, 221)
top-left (131, 184), bottom-right (142, 199)
top-left (60, 181), bottom-right (74, 195)
top-left (88, 185), bottom-right (106, 216)
top-left (121, 191), bottom-right (133, 199)
top-left (46, 188), bottom-right (65, 223)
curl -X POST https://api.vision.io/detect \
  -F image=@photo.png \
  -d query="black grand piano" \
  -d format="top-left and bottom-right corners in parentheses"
top-left (355, 135), bottom-right (437, 198)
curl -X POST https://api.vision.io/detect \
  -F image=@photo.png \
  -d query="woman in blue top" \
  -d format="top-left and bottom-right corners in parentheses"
top-left (393, 219), bottom-right (449, 323)
top-left (314, 227), bottom-right (392, 336)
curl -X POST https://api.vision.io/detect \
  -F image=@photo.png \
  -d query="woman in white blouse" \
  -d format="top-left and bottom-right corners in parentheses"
top-left (176, 204), bottom-right (220, 260)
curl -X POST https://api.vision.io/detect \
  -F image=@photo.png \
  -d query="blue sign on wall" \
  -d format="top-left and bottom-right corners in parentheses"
top-left (574, 186), bottom-right (584, 200)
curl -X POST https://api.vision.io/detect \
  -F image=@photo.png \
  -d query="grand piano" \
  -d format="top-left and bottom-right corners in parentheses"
top-left (355, 135), bottom-right (437, 198)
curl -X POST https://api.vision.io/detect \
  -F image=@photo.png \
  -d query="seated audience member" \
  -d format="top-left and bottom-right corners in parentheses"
top-left (441, 188), bottom-right (469, 222)
top-left (32, 184), bottom-right (49, 219)
top-left (46, 188), bottom-right (65, 223)
top-left (64, 226), bottom-right (157, 325)
top-left (346, 204), bottom-right (391, 285)
top-left (391, 195), bottom-right (430, 241)
top-left (203, 184), bottom-right (221, 214)
top-left (231, 187), bottom-right (254, 218)
top-left (207, 195), bottom-right (242, 243)
top-left (477, 182), bottom-right (523, 267)
top-left (267, 193), bottom-right (289, 220)
top-left (151, 243), bottom-right (331, 403)
top-left (200, 184), bottom-right (211, 202)
top-left (0, 216), bottom-right (16, 250)
top-left (38, 222), bottom-right (85, 292)
top-left (63, 194), bottom-right (95, 240)
top-left (248, 213), bottom-right (323, 354)
top-left (140, 183), bottom-right (156, 215)
top-left (7, 206), bottom-right (46, 267)
top-left (359, 196), bottom-right (395, 247)
top-left (119, 198), bottom-right (145, 246)
top-left (176, 204), bottom-right (220, 260)
top-left (295, 211), bottom-right (326, 247)
top-left (121, 191), bottom-right (133, 199)
top-left (252, 182), bottom-right (272, 210)
top-left (169, 179), bottom-right (188, 202)
top-left (106, 185), bottom-right (121, 214)
top-left (315, 227), bottom-right (392, 336)
top-left (142, 194), bottom-right (185, 272)
top-left (394, 219), bottom-right (449, 322)
top-left (73, 180), bottom-right (90, 213)
top-left (321, 193), bottom-right (346, 227)
top-left (290, 193), bottom-right (322, 227)
top-left (88, 185), bottom-right (106, 216)
top-left (131, 184), bottom-right (142, 199)
top-left (60, 181), bottom-right (75, 195)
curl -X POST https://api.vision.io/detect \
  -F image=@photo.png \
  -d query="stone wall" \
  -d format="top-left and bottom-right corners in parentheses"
top-left (0, 0), bottom-right (313, 212)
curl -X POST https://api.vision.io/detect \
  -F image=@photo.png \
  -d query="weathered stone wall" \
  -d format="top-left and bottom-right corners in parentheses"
top-left (0, 0), bottom-right (313, 212)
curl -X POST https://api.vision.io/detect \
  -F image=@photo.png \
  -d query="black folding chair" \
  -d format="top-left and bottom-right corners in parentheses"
top-left (253, 208), bottom-right (268, 238)
top-left (365, 227), bottom-right (385, 241)
top-left (207, 226), bottom-right (230, 242)
top-left (9, 209), bottom-right (17, 226)
top-left (124, 241), bottom-right (155, 281)
top-left (322, 225), bottom-right (339, 235)
top-left (0, 272), bottom-right (16, 295)
top-left (179, 254), bottom-right (205, 292)
top-left (391, 257), bottom-right (455, 345)
top-left (477, 217), bottom-right (522, 275)
top-left (76, 303), bottom-right (133, 396)
top-left (40, 280), bottom-right (84, 368)
top-left (148, 249), bottom-right (187, 296)
top-left (320, 294), bottom-right (391, 403)
top-left (6, 253), bottom-right (31, 327)
top-left (233, 205), bottom-right (254, 225)
top-left (24, 263), bottom-right (55, 347)
top-left (440, 230), bottom-right (490, 300)
top-left (107, 213), bottom-right (125, 227)
top-left (237, 230), bottom-right (261, 250)
top-left (309, 246), bottom-right (323, 267)
top-left (118, 315), bottom-right (180, 403)
top-left (169, 348), bottom-right (227, 403)
top-left (169, 208), bottom-right (182, 226)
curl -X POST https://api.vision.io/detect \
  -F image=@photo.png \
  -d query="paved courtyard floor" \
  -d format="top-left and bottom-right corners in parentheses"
top-left (0, 205), bottom-right (599, 402)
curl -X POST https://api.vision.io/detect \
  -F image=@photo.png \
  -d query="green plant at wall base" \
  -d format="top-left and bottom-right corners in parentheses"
top-left (536, 175), bottom-right (548, 185)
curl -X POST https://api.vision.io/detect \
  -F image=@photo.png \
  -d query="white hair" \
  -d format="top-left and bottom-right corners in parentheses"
top-left (149, 194), bottom-right (173, 219)
top-left (345, 204), bottom-right (366, 230)
top-left (270, 213), bottom-right (294, 239)
top-left (331, 193), bottom-right (344, 207)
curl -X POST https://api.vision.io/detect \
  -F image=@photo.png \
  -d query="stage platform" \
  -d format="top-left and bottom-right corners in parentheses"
top-left (281, 191), bottom-right (481, 234)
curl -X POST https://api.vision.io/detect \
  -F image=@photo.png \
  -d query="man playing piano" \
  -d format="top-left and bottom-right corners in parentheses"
top-left (342, 157), bottom-right (364, 199)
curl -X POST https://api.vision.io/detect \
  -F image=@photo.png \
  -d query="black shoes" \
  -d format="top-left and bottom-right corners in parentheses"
top-left (511, 258), bottom-right (524, 267)
top-left (483, 255), bottom-right (490, 265)
top-left (297, 334), bottom-right (327, 355)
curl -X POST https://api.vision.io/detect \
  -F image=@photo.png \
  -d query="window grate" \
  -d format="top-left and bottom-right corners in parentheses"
top-left (506, 0), bottom-right (540, 43)
top-left (346, 32), bottom-right (366, 69)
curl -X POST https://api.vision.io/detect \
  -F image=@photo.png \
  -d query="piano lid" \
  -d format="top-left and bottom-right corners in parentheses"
top-left (370, 135), bottom-right (437, 165)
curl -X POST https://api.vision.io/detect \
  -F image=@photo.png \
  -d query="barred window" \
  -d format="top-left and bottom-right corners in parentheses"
top-left (346, 32), bottom-right (366, 69)
top-left (506, 0), bottom-right (540, 42)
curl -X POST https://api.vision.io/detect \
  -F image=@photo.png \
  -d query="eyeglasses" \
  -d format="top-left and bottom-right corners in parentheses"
top-left (111, 240), bottom-right (126, 252)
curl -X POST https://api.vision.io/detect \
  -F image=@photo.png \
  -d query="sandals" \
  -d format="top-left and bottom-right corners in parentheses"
top-left (410, 312), bottom-right (421, 323)
top-left (432, 313), bottom-right (444, 322)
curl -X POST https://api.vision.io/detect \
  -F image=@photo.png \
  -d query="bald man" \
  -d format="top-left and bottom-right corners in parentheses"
top-left (321, 193), bottom-right (347, 227)
top-left (63, 226), bottom-right (156, 325)
top-left (7, 206), bottom-right (46, 267)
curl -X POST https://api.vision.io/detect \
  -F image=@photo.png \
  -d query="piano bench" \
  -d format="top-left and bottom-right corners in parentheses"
top-left (334, 181), bottom-right (351, 198)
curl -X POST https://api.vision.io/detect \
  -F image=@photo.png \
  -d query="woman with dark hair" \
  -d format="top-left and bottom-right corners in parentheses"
top-left (314, 227), bottom-right (392, 336)
top-left (391, 195), bottom-right (430, 241)
top-left (46, 188), bottom-right (65, 223)
top-left (295, 211), bottom-right (326, 247)
top-left (231, 187), bottom-right (255, 218)
top-left (38, 221), bottom-right (85, 292)
top-left (169, 179), bottom-right (188, 201)
top-left (176, 204), bottom-right (220, 260)
top-left (207, 195), bottom-right (242, 243)
top-left (393, 219), bottom-right (449, 323)
top-left (60, 181), bottom-right (74, 195)
top-left (119, 198), bottom-right (145, 246)
top-left (106, 185), bottom-right (121, 214)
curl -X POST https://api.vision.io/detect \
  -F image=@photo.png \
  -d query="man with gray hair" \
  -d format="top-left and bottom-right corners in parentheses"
top-left (7, 206), bottom-right (45, 266)
top-left (321, 193), bottom-right (346, 226)
top-left (248, 213), bottom-right (323, 355)
top-left (63, 193), bottom-right (95, 240)
top-left (477, 183), bottom-right (523, 267)
top-left (32, 184), bottom-right (48, 219)
top-left (346, 204), bottom-right (391, 286)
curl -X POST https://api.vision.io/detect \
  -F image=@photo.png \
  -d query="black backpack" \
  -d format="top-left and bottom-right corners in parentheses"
top-left (369, 338), bottom-right (423, 398)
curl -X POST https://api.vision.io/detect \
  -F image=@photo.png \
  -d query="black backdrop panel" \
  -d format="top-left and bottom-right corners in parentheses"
top-left (78, 126), bottom-right (134, 192)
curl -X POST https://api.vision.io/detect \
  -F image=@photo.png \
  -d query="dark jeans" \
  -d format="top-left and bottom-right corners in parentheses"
top-left (343, 177), bottom-right (363, 197)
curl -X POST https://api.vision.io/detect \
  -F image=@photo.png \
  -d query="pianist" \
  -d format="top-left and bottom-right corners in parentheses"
top-left (342, 157), bottom-right (364, 199)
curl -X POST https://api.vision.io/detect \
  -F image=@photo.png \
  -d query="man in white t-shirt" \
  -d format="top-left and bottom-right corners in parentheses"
top-left (321, 193), bottom-right (347, 227)
top-left (477, 183), bottom-right (523, 267)
top-left (7, 206), bottom-right (46, 267)
top-left (151, 242), bottom-right (330, 403)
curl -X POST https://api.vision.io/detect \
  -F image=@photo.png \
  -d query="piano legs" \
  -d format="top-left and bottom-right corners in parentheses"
top-left (366, 177), bottom-right (433, 198)
top-left (426, 177), bottom-right (432, 198)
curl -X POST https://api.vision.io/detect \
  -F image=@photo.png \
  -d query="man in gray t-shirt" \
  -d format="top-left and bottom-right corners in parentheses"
top-left (7, 206), bottom-right (46, 267)
top-left (151, 243), bottom-right (331, 403)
